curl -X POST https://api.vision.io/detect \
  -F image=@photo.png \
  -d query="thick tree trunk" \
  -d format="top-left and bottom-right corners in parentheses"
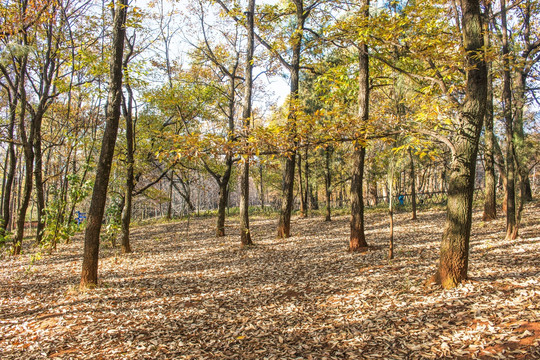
top-left (514, 75), bottom-right (533, 201)
top-left (80, 0), bottom-right (127, 288)
top-left (429, 0), bottom-right (487, 289)
top-left (482, 21), bottom-right (497, 221)
top-left (239, 0), bottom-right (255, 247)
top-left (514, 0), bottom-right (535, 203)
top-left (350, 146), bottom-right (368, 251)
top-left (277, 156), bottom-right (296, 238)
top-left (349, 0), bottom-right (370, 252)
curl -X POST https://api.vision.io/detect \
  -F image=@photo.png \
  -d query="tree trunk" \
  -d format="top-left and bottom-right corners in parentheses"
top-left (33, 112), bottom-right (46, 245)
top-left (277, 0), bottom-right (304, 239)
top-left (350, 146), bottom-right (368, 251)
top-left (324, 147), bottom-right (332, 221)
top-left (429, 0), bottom-right (487, 289)
top-left (259, 163), bottom-right (265, 211)
top-left (388, 158), bottom-right (394, 260)
top-left (297, 152), bottom-right (306, 217)
top-left (500, 0), bottom-right (517, 240)
top-left (166, 172), bottom-right (174, 220)
top-left (13, 56), bottom-right (33, 256)
top-left (1, 97), bottom-right (18, 239)
top-left (120, 81), bottom-right (135, 254)
top-left (216, 179), bottom-right (229, 237)
top-left (482, 16), bottom-right (496, 221)
top-left (409, 148), bottom-right (417, 220)
top-left (239, 0), bottom-right (255, 247)
top-left (277, 156), bottom-right (296, 238)
top-left (80, 0), bottom-right (127, 288)
top-left (368, 174), bottom-right (377, 206)
top-left (304, 147), bottom-right (309, 213)
top-left (349, 0), bottom-right (370, 252)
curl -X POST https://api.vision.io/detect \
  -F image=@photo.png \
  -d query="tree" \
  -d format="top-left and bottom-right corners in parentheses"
top-left (482, 1), bottom-right (496, 221)
top-left (80, 0), bottom-right (128, 288)
top-left (429, 0), bottom-right (487, 288)
top-left (239, 0), bottom-right (255, 247)
top-left (349, 0), bottom-right (370, 252)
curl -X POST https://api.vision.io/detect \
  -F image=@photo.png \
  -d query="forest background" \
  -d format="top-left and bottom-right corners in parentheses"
top-left (0, 0), bottom-right (539, 288)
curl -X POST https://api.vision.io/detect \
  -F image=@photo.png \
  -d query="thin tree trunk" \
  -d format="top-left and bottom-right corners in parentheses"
top-left (277, 0), bottom-right (304, 239)
top-left (500, 0), bottom-right (517, 240)
top-left (259, 163), bottom-right (265, 211)
top-left (1, 97), bottom-right (18, 239)
top-left (429, 0), bottom-right (487, 289)
top-left (298, 152), bottom-right (306, 217)
top-left (324, 147), bottom-right (332, 221)
top-left (304, 147), bottom-right (309, 213)
top-left (239, 0), bottom-right (255, 247)
top-left (33, 112), bottom-right (45, 245)
top-left (216, 179), bottom-right (229, 237)
top-left (482, 12), bottom-right (496, 221)
top-left (13, 55), bottom-right (33, 256)
top-left (388, 158), bottom-right (394, 260)
top-left (167, 171), bottom-right (174, 220)
top-left (120, 81), bottom-right (135, 254)
top-left (80, 0), bottom-right (127, 288)
top-left (409, 148), bottom-right (417, 220)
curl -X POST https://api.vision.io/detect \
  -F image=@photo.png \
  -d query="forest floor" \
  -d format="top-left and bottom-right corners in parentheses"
top-left (1, 203), bottom-right (539, 360)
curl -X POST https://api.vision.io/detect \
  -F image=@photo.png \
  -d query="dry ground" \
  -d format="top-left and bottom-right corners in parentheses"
top-left (1, 203), bottom-right (539, 359)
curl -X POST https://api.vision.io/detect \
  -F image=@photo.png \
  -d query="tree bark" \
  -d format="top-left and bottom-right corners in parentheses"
top-left (1, 93), bottom-right (18, 239)
top-left (482, 12), bottom-right (497, 221)
top-left (166, 172), bottom-right (174, 220)
top-left (350, 146), bottom-right (368, 251)
top-left (297, 152), bottom-right (306, 217)
top-left (33, 112), bottom-right (45, 245)
top-left (277, 0), bottom-right (304, 239)
top-left (13, 56), bottom-right (33, 256)
top-left (429, 0), bottom-right (487, 289)
top-left (120, 81), bottom-right (135, 254)
top-left (277, 156), bottom-right (296, 238)
top-left (388, 158), bottom-right (394, 260)
top-left (216, 178), bottom-right (229, 237)
top-left (80, 0), bottom-right (127, 288)
top-left (500, 0), bottom-right (517, 240)
top-left (239, 0), bottom-right (255, 247)
top-left (349, 0), bottom-right (370, 252)
top-left (324, 147), bottom-right (332, 221)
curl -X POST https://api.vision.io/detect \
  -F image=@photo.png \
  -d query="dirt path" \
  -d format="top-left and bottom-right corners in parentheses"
top-left (1, 204), bottom-right (539, 359)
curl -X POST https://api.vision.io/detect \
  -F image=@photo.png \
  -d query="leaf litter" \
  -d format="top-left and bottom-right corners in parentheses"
top-left (1, 203), bottom-right (539, 359)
